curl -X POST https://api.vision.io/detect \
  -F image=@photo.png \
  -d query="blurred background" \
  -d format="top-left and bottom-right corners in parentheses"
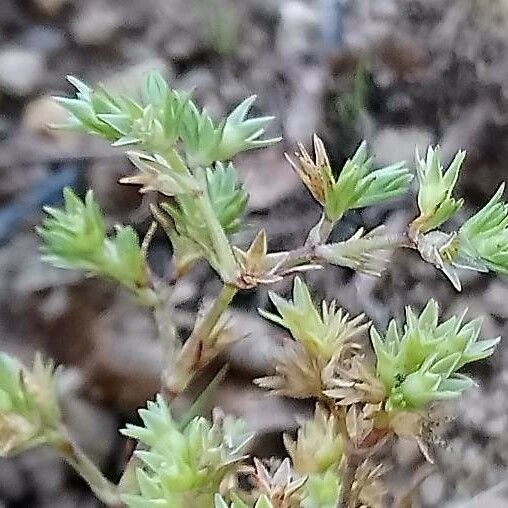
top-left (0, 0), bottom-right (507, 506)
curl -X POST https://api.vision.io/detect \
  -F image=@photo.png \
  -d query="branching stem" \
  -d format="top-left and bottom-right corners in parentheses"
top-left (162, 283), bottom-right (237, 397)
top-left (268, 231), bottom-right (411, 274)
top-left (189, 283), bottom-right (238, 346)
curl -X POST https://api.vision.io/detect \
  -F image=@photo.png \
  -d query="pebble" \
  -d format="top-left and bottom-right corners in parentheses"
top-left (0, 47), bottom-right (46, 97)
top-left (19, 448), bottom-right (65, 497)
top-left (19, 25), bottom-right (66, 54)
top-left (484, 280), bottom-right (508, 319)
top-left (71, 0), bottom-right (121, 46)
top-left (0, 460), bottom-right (25, 502)
top-left (31, 0), bottom-right (70, 17)
top-left (420, 473), bottom-right (446, 506)
top-left (22, 95), bottom-right (79, 144)
top-left (62, 397), bottom-right (118, 467)
top-left (393, 437), bottom-right (420, 467)
top-left (277, 1), bottom-right (320, 63)
top-left (369, 126), bottom-right (434, 166)
top-left (103, 58), bottom-right (170, 97)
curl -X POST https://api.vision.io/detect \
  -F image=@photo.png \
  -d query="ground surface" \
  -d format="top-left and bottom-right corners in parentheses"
top-left (0, 0), bottom-right (507, 506)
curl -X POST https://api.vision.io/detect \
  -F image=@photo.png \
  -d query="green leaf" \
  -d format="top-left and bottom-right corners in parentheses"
top-left (0, 353), bottom-right (61, 457)
top-left (141, 72), bottom-right (169, 107)
top-left (206, 162), bottom-right (248, 234)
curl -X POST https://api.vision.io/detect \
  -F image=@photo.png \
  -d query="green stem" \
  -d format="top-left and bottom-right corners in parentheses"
top-left (52, 432), bottom-right (121, 507)
top-left (195, 170), bottom-right (239, 283)
top-left (305, 213), bottom-right (335, 245)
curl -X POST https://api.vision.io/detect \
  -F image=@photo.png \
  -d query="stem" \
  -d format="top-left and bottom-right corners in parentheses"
top-left (154, 284), bottom-right (179, 391)
top-left (305, 213), bottom-right (335, 245)
top-left (338, 453), bottom-right (361, 508)
top-left (189, 283), bottom-right (238, 346)
top-left (118, 452), bottom-right (142, 497)
top-left (267, 231), bottom-right (411, 276)
top-left (52, 432), bottom-right (121, 507)
top-left (195, 170), bottom-right (239, 283)
top-left (162, 283), bottom-right (237, 397)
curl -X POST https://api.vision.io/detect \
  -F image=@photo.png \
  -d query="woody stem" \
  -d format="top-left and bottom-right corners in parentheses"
top-left (338, 452), bottom-right (361, 508)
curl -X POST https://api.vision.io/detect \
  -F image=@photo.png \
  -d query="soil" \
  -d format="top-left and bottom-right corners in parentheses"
top-left (0, 0), bottom-right (507, 506)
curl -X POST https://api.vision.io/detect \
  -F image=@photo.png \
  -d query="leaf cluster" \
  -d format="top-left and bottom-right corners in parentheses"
top-left (38, 188), bottom-right (151, 301)
top-left (0, 353), bottom-right (60, 456)
top-left (260, 277), bottom-right (368, 362)
top-left (414, 146), bottom-right (465, 233)
top-left (287, 136), bottom-right (412, 223)
top-left (371, 300), bottom-right (499, 410)
top-left (121, 395), bottom-right (253, 508)
top-left (56, 73), bottom-right (279, 168)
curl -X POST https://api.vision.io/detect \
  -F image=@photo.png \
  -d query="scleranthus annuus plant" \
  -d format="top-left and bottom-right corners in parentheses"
top-left (0, 70), bottom-right (506, 507)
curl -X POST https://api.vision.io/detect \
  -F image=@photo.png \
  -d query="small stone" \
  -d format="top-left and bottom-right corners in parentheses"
top-left (71, 0), bottom-right (121, 46)
top-left (369, 126), bottom-right (434, 167)
top-left (0, 47), bottom-right (45, 97)
top-left (0, 460), bottom-right (25, 502)
top-left (485, 415), bottom-right (507, 437)
top-left (31, 0), bottom-right (70, 17)
top-left (103, 58), bottom-right (170, 97)
top-left (19, 25), bottom-right (65, 54)
top-left (226, 310), bottom-right (281, 375)
top-left (393, 437), bottom-right (420, 467)
top-left (371, 0), bottom-right (398, 20)
top-left (483, 280), bottom-right (508, 319)
top-left (176, 68), bottom-right (217, 100)
top-left (22, 95), bottom-right (79, 144)
top-left (420, 473), bottom-right (446, 506)
top-left (19, 448), bottom-right (65, 497)
top-left (62, 397), bottom-right (117, 467)
top-left (284, 70), bottom-right (325, 143)
top-left (236, 149), bottom-right (300, 210)
top-left (164, 33), bottom-right (201, 61)
top-left (277, 1), bottom-right (320, 62)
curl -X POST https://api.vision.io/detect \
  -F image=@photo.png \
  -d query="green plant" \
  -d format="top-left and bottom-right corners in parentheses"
top-left (1, 71), bottom-right (506, 507)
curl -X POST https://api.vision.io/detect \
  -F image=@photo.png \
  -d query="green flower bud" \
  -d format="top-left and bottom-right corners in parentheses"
top-left (301, 470), bottom-right (340, 508)
top-left (160, 165), bottom-right (242, 282)
top-left (39, 187), bottom-right (105, 266)
top-left (182, 96), bottom-right (280, 168)
top-left (458, 183), bottom-right (508, 275)
top-left (214, 493), bottom-right (273, 508)
top-left (206, 162), bottom-right (249, 234)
